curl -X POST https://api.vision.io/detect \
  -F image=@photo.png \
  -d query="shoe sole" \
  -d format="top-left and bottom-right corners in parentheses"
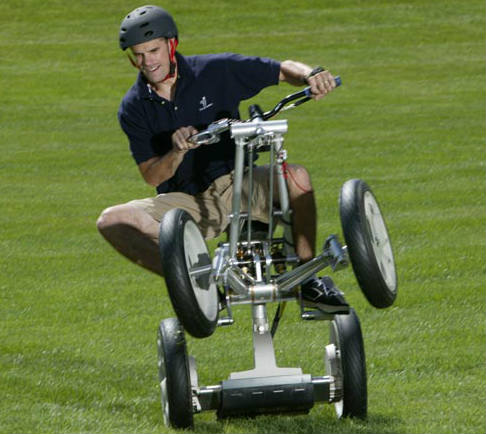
top-left (302, 299), bottom-right (350, 314)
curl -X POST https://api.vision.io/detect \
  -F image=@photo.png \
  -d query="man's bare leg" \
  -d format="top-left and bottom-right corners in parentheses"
top-left (96, 204), bottom-right (163, 275)
top-left (285, 164), bottom-right (317, 262)
top-left (284, 164), bottom-right (349, 313)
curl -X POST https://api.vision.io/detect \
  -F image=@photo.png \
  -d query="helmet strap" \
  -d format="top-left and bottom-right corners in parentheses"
top-left (163, 38), bottom-right (178, 81)
top-left (126, 51), bottom-right (138, 68)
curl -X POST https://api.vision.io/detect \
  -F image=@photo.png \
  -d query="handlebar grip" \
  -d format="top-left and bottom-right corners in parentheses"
top-left (249, 104), bottom-right (264, 120)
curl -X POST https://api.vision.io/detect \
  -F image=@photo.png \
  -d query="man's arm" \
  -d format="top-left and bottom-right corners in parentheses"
top-left (279, 60), bottom-right (336, 100)
top-left (138, 126), bottom-right (199, 186)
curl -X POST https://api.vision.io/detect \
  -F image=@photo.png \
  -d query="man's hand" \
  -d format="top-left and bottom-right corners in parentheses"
top-left (279, 60), bottom-right (337, 101)
top-left (306, 69), bottom-right (336, 100)
top-left (171, 126), bottom-right (199, 153)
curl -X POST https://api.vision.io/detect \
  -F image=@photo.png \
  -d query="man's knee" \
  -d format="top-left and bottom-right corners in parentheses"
top-left (286, 164), bottom-right (313, 196)
top-left (96, 204), bottom-right (138, 234)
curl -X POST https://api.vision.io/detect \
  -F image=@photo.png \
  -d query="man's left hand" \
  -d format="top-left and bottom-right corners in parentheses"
top-left (307, 69), bottom-right (336, 100)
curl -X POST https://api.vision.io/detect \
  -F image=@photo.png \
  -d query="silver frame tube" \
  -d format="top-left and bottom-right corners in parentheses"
top-left (229, 137), bottom-right (246, 259)
top-left (231, 119), bottom-right (287, 139)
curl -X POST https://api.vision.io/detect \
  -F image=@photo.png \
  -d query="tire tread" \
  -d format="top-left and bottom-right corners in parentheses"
top-left (333, 309), bottom-right (367, 419)
top-left (159, 209), bottom-right (217, 338)
top-left (340, 179), bottom-right (397, 308)
top-left (158, 318), bottom-right (193, 428)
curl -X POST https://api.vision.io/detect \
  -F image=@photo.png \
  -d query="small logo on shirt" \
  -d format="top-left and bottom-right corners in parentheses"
top-left (199, 96), bottom-right (214, 111)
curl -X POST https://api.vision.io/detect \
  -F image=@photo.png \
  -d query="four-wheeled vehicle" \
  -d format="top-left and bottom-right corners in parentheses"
top-left (157, 77), bottom-right (398, 428)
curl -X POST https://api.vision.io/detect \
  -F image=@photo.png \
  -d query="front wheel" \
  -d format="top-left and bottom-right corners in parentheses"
top-left (340, 179), bottom-right (398, 308)
top-left (159, 208), bottom-right (219, 338)
top-left (157, 318), bottom-right (193, 429)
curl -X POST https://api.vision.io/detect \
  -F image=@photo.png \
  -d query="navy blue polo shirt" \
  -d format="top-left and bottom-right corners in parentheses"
top-left (118, 52), bottom-right (281, 195)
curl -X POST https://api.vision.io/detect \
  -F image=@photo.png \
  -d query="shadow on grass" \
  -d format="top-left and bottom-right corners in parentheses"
top-left (189, 411), bottom-right (403, 434)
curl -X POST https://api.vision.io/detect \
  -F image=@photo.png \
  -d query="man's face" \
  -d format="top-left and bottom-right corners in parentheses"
top-left (129, 38), bottom-right (170, 84)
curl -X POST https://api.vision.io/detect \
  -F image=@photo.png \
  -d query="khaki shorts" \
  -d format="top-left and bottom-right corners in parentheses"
top-left (128, 167), bottom-right (272, 239)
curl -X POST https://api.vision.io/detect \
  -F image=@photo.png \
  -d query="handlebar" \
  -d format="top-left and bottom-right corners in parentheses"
top-left (188, 75), bottom-right (341, 146)
top-left (261, 75), bottom-right (341, 120)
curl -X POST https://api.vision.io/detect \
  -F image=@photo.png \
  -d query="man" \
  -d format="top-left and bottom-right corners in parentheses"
top-left (97, 5), bottom-right (349, 313)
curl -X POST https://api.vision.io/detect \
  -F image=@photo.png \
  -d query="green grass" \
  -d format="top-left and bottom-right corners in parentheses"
top-left (1, 0), bottom-right (485, 433)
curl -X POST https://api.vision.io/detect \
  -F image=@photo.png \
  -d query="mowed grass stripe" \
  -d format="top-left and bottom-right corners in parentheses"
top-left (1, 0), bottom-right (484, 433)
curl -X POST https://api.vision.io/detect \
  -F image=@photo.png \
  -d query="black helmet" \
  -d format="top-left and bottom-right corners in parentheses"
top-left (119, 5), bottom-right (178, 50)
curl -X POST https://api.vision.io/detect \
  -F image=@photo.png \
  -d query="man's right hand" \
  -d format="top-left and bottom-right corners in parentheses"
top-left (138, 125), bottom-right (199, 187)
top-left (171, 126), bottom-right (199, 153)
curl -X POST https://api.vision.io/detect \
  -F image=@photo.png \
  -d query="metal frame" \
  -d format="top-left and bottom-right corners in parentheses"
top-left (189, 111), bottom-right (350, 416)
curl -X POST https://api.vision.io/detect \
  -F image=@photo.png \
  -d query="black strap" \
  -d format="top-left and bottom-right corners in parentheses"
top-left (305, 66), bottom-right (325, 84)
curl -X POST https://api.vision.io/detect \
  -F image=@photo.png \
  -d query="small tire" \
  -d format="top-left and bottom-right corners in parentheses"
top-left (157, 318), bottom-right (193, 429)
top-left (159, 208), bottom-right (218, 338)
top-left (329, 309), bottom-right (367, 419)
top-left (340, 179), bottom-right (398, 308)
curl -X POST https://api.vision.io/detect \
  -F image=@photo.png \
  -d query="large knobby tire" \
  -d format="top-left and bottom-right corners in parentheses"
top-left (339, 179), bottom-right (398, 308)
top-left (329, 309), bottom-right (367, 419)
top-left (157, 318), bottom-right (193, 429)
top-left (159, 208), bottom-right (218, 338)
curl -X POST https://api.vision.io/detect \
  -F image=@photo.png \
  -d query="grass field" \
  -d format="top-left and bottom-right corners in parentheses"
top-left (1, 0), bottom-right (485, 433)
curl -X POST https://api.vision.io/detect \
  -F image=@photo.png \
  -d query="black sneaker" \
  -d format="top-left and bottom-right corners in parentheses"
top-left (301, 276), bottom-right (350, 314)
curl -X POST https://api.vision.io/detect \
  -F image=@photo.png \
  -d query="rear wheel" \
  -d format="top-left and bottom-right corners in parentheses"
top-left (157, 318), bottom-right (193, 429)
top-left (340, 179), bottom-right (398, 308)
top-left (159, 208), bottom-right (219, 338)
top-left (326, 309), bottom-right (367, 419)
